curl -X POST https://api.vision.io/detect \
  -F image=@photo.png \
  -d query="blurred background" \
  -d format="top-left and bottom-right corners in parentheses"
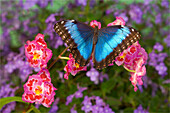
top-left (0, 0), bottom-right (169, 113)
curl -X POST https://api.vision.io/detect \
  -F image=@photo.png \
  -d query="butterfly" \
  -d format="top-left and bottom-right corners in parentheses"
top-left (54, 20), bottom-right (141, 69)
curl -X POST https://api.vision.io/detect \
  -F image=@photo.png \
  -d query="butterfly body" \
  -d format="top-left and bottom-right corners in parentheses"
top-left (54, 20), bottom-right (141, 69)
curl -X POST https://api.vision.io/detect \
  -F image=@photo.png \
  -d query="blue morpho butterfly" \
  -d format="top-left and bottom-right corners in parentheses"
top-left (54, 20), bottom-right (141, 69)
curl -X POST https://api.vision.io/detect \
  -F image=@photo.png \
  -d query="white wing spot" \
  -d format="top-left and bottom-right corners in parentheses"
top-left (55, 25), bottom-right (58, 29)
top-left (61, 21), bottom-right (64, 24)
top-left (121, 25), bottom-right (124, 27)
top-left (71, 20), bottom-right (75, 22)
top-left (68, 31), bottom-right (70, 33)
top-left (131, 29), bottom-right (134, 32)
top-left (59, 32), bottom-right (62, 35)
top-left (127, 34), bottom-right (129, 37)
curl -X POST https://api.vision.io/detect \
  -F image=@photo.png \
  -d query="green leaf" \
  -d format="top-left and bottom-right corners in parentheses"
top-left (0, 25), bottom-right (2, 35)
top-left (106, 96), bottom-right (121, 106)
top-left (10, 31), bottom-right (21, 48)
top-left (46, 0), bottom-right (72, 12)
top-left (101, 77), bottom-right (117, 94)
top-left (0, 96), bottom-right (41, 113)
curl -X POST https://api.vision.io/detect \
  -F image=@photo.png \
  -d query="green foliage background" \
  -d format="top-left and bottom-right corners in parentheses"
top-left (0, 0), bottom-right (169, 113)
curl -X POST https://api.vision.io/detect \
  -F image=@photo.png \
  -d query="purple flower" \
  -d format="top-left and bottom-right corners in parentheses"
top-left (49, 98), bottom-right (59, 113)
top-left (164, 34), bottom-right (170, 47)
top-left (19, 61), bottom-right (33, 82)
top-left (99, 72), bottom-right (109, 82)
top-left (81, 99), bottom-right (92, 113)
top-left (159, 86), bottom-right (167, 95)
top-left (45, 13), bottom-right (58, 23)
top-left (144, 0), bottom-right (153, 5)
top-left (0, 102), bottom-right (16, 113)
top-left (37, 0), bottom-right (53, 8)
top-left (148, 50), bottom-right (158, 66)
top-left (74, 86), bottom-right (87, 98)
top-left (4, 46), bottom-right (33, 82)
top-left (75, 0), bottom-right (87, 6)
top-left (70, 104), bottom-right (77, 113)
top-left (134, 104), bottom-right (149, 113)
top-left (81, 96), bottom-right (114, 113)
top-left (82, 96), bottom-right (91, 105)
top-left (57, 71), bottom-right (65, 82)
top-left (155, 14), bottom-right (162, 24)
top-left (66, 94), bottom-right (74, 105)
top-left (35, 104), bottom-right (40, 109)
top-left (90, 0), bottom-right (96, 8)
top-left (44, 13), bottom-right (64, 49)
top-left (163, 79), bottom-right (170, 84)
top-left (23, 19), bottom-right (39, 35)
top-left (161, 0), bottom-right (169, 8)
top-left (66, 85), bottom-right (87, 105)
top-left (95, 96), bottom-right (105, 106)
top-left (49, 35), bottom-right (63, 49)
top-left (142, 76), bottom-right (148, 89)
top-left (92, 105), bottom-right (104, 113)
top-left (129, 5), bottom-right (143, 24)
top-left (137, 84), bottom-right (143, 93)
top-left (106, 8), bottom-right (114, 15)
top-left (22, 0), bottom-right (38, 10)
top-left (0, 84), bottom-right (18, 113)
top-left (86, 68), bottom-right (99, 84)
top-left (155, 63), bottom-right (167, 77)
top-left (151, 82), bottom-right (158, 97)
top-left (103, 105), bottom-right (115, 113)
top-left (157, 53), bottom-right (168, 62)
top-left (22, 0), bottom-right (52, 9)
top-left (4, 61), bottom-right (16, 74)
top-left (148, 43), bottom-right (168, 77)
top-left (153, 43), bottom-right (163, 52)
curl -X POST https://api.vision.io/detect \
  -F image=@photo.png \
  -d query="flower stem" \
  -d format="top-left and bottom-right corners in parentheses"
top-left (60, 56), bottom-right (70, 60)
top-left (123, 66), bottom-right (136, 73)
top-left (47, 46), bottom-right (69, 70)
top-left (23, 103), bottom-right (32, 113)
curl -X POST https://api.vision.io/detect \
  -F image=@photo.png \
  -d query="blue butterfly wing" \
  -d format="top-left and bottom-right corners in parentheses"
top-left (94, 25), bottom-right (140, 69)
top-left (54, 20), bottom-right (94, 66)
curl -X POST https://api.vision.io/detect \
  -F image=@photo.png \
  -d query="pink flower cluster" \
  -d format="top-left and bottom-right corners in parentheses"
top-left (64, 54), bottom-right (87, 79)
top-left (23, 34), bottom-right (56, 107)
top-left (107, 17), bottom-right (125, 26)
top-left (90, 20), bottom-right (101, 29)
top-left (115, 42), bottom-right (148, 91)
top-left (22, 68), bottom-right (57, 107)
top-left (90, 17), bottom-right (148, 91)
top-left (25, 33), bottom-right (52, 68)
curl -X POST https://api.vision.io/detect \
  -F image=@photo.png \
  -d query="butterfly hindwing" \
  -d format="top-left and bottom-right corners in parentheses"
top-left (54, 20), bottom-right (94, 66)
top-left (94, 25), bottom-right (141, 69)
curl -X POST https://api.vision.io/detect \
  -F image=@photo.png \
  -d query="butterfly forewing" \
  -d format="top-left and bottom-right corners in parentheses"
top-left (54, 20), bottom-right (94, 66)
top-left (93, 25), bottom-right (141, 69)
